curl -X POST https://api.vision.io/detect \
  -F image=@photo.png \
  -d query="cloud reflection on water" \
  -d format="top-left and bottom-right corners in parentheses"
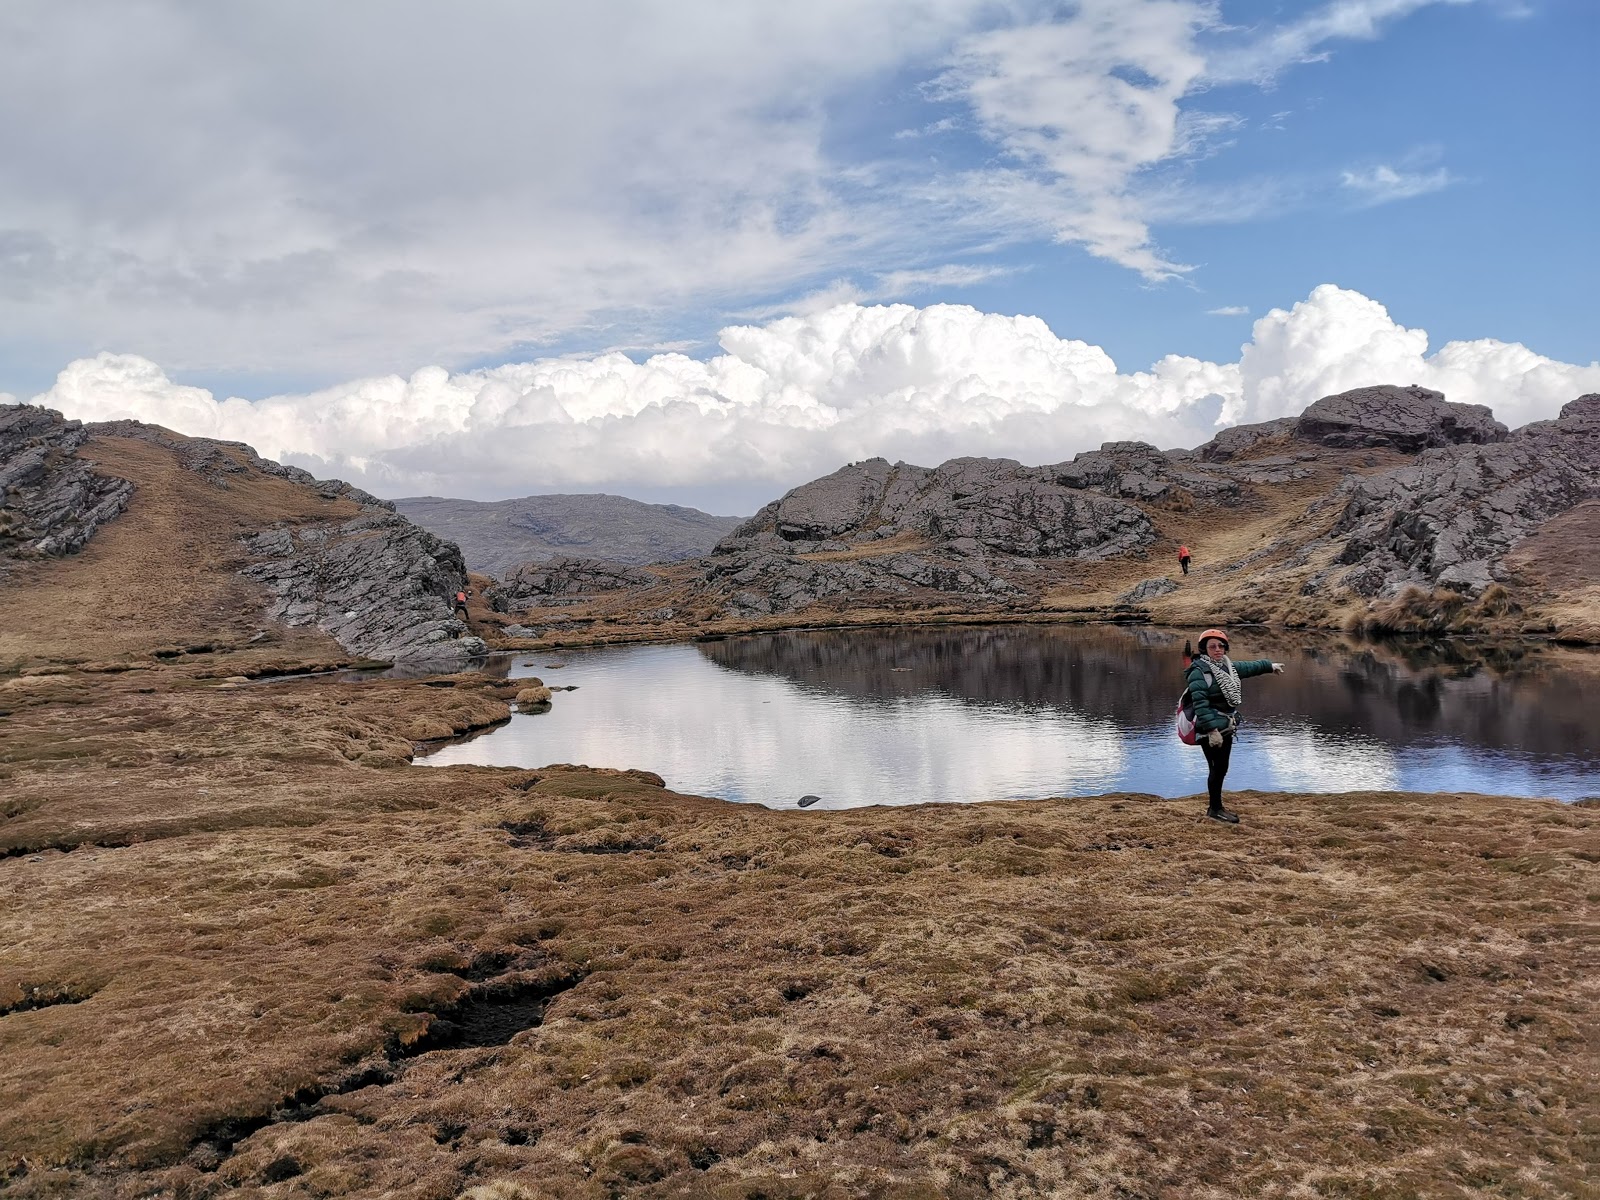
top-left (420, 629), bottom-right (1599, 805)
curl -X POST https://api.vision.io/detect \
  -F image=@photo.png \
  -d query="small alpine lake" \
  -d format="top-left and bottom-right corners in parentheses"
top-left (418, 625), bottom-right (1600, 808)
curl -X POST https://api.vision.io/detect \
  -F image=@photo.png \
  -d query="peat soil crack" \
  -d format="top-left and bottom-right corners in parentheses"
top-left (184, 967), bottom-right (588, 1171)
top-left (0, 981), bottom-right (101, 1017)
top-left (1, 838), bottom-right (136, 862)
top-left (498, 817), bottom-right (666, 854)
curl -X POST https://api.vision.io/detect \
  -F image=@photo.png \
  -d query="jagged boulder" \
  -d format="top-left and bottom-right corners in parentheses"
top-left (1294, 385), bottom-right (1507, 453)
top-left (0, 406), bottom-right (134, 568)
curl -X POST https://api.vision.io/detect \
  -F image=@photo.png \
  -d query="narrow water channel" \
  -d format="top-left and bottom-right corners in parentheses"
top-left (418, 626), bottom-right (1600, 807)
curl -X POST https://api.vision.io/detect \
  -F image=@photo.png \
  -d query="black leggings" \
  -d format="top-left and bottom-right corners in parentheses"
top-left (1199, 730), bottom-right (1234, 810)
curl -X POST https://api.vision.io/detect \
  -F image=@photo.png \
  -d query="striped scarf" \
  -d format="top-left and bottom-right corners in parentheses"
top-left (1214, 655), bottom-right (1243, 708)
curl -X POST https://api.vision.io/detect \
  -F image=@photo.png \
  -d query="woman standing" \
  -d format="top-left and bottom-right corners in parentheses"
top-left (1185, 629), bottom-right (1283, 823)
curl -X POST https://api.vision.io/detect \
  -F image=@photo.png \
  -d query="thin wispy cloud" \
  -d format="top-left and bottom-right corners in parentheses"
top-left (1341, 164), bottom-right (1456, 205)
top-left (1207, 305), bottom-right (1250, 316)
top-left (1206, 0), bottom-right (1479, 84)
top-left (877, 265), bottom-right (1022, 295)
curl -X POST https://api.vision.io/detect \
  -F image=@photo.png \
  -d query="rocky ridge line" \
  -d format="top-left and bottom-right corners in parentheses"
top-left (487, 385), bottom-right (1597, 626)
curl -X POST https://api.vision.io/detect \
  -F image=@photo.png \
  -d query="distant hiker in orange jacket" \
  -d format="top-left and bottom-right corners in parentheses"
top-left (1177, 544), bottom-right (1192, 575)
top-left (454, 588), bottom-right (470, 618)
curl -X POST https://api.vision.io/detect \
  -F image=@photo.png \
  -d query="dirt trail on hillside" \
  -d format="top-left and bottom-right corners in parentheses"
top-left (0, 435), bottom-right (357, 669)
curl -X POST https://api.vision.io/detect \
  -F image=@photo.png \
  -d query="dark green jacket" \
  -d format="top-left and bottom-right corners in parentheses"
top-left (1185, 657), bottom-right (1274, 734)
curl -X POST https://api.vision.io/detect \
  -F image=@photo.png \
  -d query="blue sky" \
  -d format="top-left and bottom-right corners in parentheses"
top-left (4, 0), bottom-right (1597, 508)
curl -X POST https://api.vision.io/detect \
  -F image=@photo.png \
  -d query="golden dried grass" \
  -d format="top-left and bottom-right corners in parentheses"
top-left (0, 665), bottom-right (1594, 1198)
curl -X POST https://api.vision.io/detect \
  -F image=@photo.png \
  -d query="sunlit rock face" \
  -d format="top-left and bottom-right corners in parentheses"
top-left (1294, 384), bottom-right (1509, 452)
top-left (239, 516), bottom-right (485, 664)
top-left (1329, 393), bottom-right (1600, 596)
top-left (725, 455), bottom-right (1158, 560)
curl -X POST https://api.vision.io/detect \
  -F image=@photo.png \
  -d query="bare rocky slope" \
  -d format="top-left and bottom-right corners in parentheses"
top-left (394, 493), bottom-right (740, 577)
top-left (481, 385), bottom-right (1600, 644)
top-left (0, 406), bottom-right (485, 666)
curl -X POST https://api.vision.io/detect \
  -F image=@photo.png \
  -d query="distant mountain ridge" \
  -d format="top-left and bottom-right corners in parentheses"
top-left (393, 494), bottom-right (741, 578)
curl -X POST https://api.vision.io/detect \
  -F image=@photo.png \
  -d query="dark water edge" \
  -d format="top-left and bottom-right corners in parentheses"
top-left (416, 626), bottom-right (1600, 808)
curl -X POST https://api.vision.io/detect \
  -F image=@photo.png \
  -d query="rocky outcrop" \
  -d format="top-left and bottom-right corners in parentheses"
top-left (239, 514), bottom-right (486, 663)
top-left (0, 406), bottom-right (133, 569)
top-left (1293, 385), bottom-right (1507, 452)
top-left (724, 456), bottom-right (1159, 560)
top-left (707, 545), bottom-right (1023, 617)
top-left (701, 454), bottom-right (1170, 616)
top-left (489, 557), bottom-right (659, 612)
top-left (1329, 395), bottom-right (1600, 596)
top-left (1194, 418), bottom-right (1295, 463)
top-left (89, 419), bottom-right (485, 662)
top-left (1119, 577), bottom-right (1178, 604)
top-left (91, 419), bottom-right (385, 506)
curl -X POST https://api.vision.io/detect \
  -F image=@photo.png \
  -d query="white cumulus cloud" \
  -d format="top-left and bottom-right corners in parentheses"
top-left (28, 285), bottom-right (1598, 512)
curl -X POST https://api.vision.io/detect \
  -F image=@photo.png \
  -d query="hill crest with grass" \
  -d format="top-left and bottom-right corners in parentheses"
top-left (0, 406), bottom-right (484, 670)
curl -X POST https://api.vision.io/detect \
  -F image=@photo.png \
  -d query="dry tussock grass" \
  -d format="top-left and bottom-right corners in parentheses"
top-left (1, 665), bottom-right (1595, 1199)
top-left (1350, 586), bottom-right (1526, 638)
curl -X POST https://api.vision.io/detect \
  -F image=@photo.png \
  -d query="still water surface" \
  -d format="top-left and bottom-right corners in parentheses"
top-left (419, 626), bottom-right (1599, 807)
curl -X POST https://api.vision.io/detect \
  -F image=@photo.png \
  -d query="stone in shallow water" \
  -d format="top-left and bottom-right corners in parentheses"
top-left (798, 795), bottom-right (821, 808)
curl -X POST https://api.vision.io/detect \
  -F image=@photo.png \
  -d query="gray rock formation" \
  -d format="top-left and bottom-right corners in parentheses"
top-left (1294, 385), bottom-right (1507, 452)
top-left (724, 456), bottom-right (1159, 560)
top-left (699, 453), bottom-right (1176, 616)
top-left (489, 557), bottom-right (659, 613)
top-left (1326, 394), bottom-right (1600, 596)
top-left (1195, 418), bottom-right (1295, 463)
top-left (0, 406), bottom-right (134, 570)
top-left (1119, 577), bottom-right (1178, 604)
top-left (394, 494), bottom-right (740, 577)
top-left (707, 545), bottom-right (1023, 617)
top-left (239, 515), bottom-right (486, 663)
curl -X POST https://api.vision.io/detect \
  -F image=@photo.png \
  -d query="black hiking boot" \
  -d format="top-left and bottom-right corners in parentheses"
top-left (1206, 807), bottom-right (1240, 824)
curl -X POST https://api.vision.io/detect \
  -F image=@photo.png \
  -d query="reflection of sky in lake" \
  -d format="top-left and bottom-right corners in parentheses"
top-left (419, 632), bottom-right (1600, 807)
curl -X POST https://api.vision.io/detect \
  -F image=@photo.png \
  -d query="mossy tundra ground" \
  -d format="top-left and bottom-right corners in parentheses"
top-left (2, 661), bottom-right (1595, 1200)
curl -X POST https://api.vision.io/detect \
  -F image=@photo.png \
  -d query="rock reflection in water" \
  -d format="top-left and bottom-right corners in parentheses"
top-left (418, 627), bottom-right (1600, 805)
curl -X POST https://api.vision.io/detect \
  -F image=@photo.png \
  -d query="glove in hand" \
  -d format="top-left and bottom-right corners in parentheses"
top-left (1271, 662), bottom-right (1285, 674)
top-left (1206, 730), bottom-right (1224, 747)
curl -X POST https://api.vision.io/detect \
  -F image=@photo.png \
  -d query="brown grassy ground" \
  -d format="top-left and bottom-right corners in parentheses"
top-left (1, 663), bottom-right (1596, 1200)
